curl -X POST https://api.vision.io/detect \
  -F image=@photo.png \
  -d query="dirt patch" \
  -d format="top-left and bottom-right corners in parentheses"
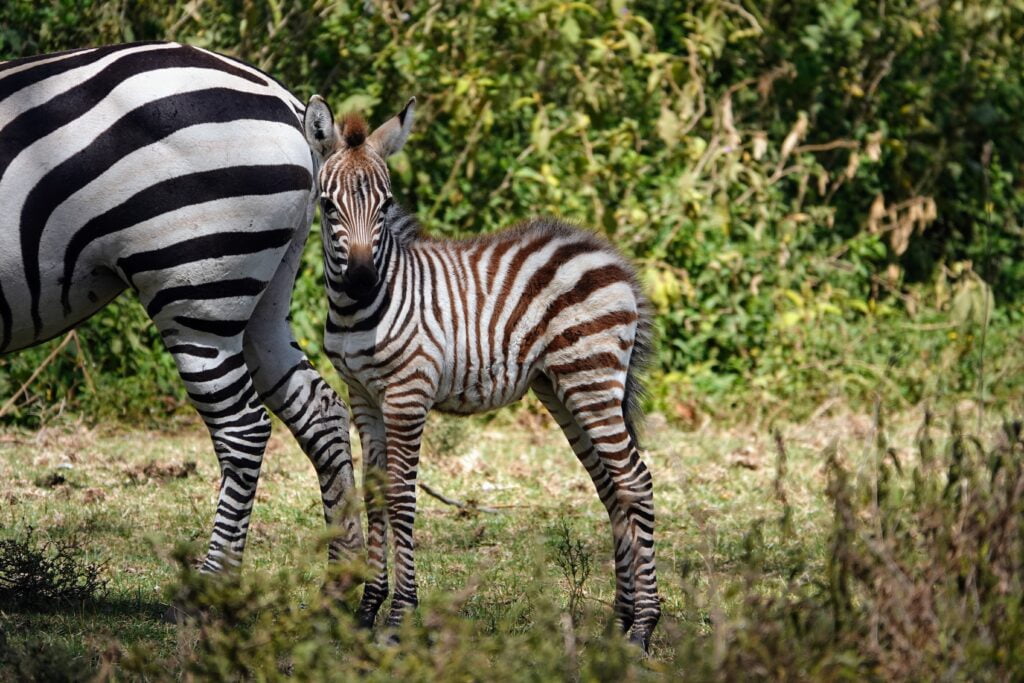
top-left (33, 472), bottom-right (67, 488)
top-left (126, 461), bottom-right (197, 484)
top-left (80, 488), bottom-right (107, 504)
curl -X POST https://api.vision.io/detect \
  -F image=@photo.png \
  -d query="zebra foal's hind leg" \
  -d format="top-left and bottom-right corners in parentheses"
top-left (545, 367), bottom-right (661, 651)
top-left (531, 376), bottom-right (637, 633)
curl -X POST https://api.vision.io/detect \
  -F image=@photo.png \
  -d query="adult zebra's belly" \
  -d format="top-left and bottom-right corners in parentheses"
top-left (0, 249), bottom-right (125, 353)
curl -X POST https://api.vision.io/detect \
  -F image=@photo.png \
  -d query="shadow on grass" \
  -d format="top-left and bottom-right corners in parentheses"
top-left (1, 593), bottom-right (169, 621)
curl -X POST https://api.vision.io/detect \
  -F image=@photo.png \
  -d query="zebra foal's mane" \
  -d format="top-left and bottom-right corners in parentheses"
top-left (385, 201), bottom-right (423, 247)
top-left (340, 112), bottom-right (368, 148)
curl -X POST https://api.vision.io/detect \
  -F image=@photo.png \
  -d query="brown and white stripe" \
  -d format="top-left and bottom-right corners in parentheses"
top-left (305, 96), bottom-right (661, 650)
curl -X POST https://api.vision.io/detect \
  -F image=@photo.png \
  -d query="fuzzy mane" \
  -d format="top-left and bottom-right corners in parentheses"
top-left (340, 112), bottom-right (368, 148)
top-left (386, 202), bottom-right (422, 247)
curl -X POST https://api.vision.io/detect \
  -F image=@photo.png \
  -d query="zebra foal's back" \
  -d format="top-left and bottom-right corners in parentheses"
top-left (407, 219), bottom-right (651, 422)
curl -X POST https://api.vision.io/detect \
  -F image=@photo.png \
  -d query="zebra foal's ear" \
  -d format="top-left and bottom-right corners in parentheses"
top-left (304, 95), bottom-right (338, 158)
top-left (367, 97), bottom-right (416, 158)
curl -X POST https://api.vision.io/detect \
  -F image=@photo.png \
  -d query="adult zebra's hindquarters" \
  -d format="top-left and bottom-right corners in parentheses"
top-left (0, 43), bottom-right (363, 582)
top-left (306, 96), bottom-right (662, 650)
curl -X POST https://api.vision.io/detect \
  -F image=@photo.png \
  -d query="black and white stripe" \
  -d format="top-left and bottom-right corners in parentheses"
top-left (304, 97), bottom-right (661, 649)
top-left (1, 43), bottom-right (363, 576)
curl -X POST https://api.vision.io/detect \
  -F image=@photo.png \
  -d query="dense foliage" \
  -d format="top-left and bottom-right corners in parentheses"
top-left (1, 1), bottom-right (1022, 424)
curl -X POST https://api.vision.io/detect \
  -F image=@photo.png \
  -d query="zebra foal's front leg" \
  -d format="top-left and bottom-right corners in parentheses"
top-left (350, 394), bottom-right (390, 627)
top-left (381, 401), bottom-right (429, 631)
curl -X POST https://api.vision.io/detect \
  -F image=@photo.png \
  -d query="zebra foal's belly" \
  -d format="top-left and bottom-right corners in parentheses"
top-left (432, 359), bottom-right (535, 415)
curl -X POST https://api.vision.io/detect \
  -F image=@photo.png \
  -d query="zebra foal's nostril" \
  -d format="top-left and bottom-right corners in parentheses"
top-left (343, 259), bottom-right (378, 294)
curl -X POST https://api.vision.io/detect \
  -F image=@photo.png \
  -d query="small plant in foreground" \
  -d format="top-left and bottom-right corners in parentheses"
top-left (545, 518), bottom-right (594, 627)
top-left (0, 527), bottom-right (107, 611)
top-left (114, 546), bottom-right (640, 682)
top-left (670, 409), bottom-right (1024, 680)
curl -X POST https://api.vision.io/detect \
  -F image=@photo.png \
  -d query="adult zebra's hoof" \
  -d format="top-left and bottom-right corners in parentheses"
top-left (162, 601), bottom-right (202, 625)
top-left (378, 629), bottom-right (402, 647)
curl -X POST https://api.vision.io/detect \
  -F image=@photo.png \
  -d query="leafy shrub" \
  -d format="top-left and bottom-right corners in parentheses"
top-left (0, 527), bottom-right (108, 611)
top-left (1, 1), bottom-right (1022, 424)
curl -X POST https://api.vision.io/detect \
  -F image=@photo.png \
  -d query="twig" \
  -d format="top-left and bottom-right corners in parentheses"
top-left (977, 141), bottom-right (994, 433)
top-left (419, 482), bottom-right (502, 514)
top-left (0, 332), bottom-right (76, 419)
top-left (167, 0), bottom-right (206, 38)
top-left (486, 119), bottom-right (572, 206)
top-left (794, 139), bottom-right (858, 154)
top-left (71, 331), bottom-right (96, 394)
top-left (560, 613), bottom-right (579, 682)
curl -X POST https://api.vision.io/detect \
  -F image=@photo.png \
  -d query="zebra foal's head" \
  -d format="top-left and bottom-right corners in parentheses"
top-left (304, 95), bottom-right (416, 299)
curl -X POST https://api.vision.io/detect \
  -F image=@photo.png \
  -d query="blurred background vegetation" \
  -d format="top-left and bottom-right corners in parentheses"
top-left (1, 0), bottom-right (1022, 426)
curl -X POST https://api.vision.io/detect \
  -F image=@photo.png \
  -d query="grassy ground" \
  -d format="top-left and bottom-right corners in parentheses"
top-left (0, 399), bottom-right (1018, 679)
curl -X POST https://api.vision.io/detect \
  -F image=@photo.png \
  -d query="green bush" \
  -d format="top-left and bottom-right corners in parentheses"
top-left (1, 1), bottom-right (1022, 424)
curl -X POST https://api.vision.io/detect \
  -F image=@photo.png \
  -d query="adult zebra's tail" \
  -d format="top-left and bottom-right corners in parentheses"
top-left (623, 286), bottom-right (654, 450)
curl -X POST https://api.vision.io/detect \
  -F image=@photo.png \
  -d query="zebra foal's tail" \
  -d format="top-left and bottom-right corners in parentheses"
top-left (623, 285), bottom-right (654, 450)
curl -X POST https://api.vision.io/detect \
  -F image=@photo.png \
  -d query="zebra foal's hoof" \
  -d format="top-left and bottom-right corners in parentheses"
top-left (627, 628), bottom-right (652, 656)
top-left (355, 607), bottom-right (378, 630)
top-left (320, 575), bottom-right (362, 608)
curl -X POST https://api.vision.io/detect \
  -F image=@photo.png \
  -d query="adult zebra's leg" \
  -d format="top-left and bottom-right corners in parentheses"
top-left (164, 334), bottom-right (271, 573)
top-left (349, 393), bottom-right (390, 627)
top-left (243, 234), bottom-right (363, 572)
top-left (243, 339), bottom-right (363, 570)
top-left (530, 376), bottom-right (636, 633)
top-left (381, 401), bottom-right (429, 630)
top-left (548, 369), bottom-right (661, 651)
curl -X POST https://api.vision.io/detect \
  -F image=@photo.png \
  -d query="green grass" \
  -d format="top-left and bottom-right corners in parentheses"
top-left (0, 400), bottom-right (1021, 679)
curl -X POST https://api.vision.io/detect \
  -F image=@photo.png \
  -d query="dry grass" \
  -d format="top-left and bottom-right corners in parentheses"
top-left (0, 401), bottom-right (1020, 678)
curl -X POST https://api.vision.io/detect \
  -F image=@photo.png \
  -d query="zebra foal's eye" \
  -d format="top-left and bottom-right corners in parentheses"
top-left (322, 203), bottom-right (340, 221)
top-left (379, 197), bottom-right (394, 222)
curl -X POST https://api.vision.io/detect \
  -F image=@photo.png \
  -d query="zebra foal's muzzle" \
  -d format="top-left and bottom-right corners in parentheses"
top-left (342, 246), bottom-right (378, 298)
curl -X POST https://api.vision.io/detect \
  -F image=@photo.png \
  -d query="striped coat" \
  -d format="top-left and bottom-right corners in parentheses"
top-left (1, 42), bottom-right (362, 581)
top-left (304, 96), bottom-right (661, 649)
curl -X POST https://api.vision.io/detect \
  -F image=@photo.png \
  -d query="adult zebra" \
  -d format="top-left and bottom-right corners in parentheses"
top-left (0, 42), bottom-right (363, 579)
top-left (303, 97), bottom-right (662, 650)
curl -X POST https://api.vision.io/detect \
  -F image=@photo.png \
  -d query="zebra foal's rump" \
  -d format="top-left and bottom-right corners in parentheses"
top-left (306, 96), bottom-right (661, 650)
top-left (0, 43), bottom-right (363, 584)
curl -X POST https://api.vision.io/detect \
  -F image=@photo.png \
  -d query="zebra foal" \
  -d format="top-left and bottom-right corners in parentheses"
top-left (0, 43), bottom-right (363, 580)
top-left (304, 96), bottom-right (662, 649)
